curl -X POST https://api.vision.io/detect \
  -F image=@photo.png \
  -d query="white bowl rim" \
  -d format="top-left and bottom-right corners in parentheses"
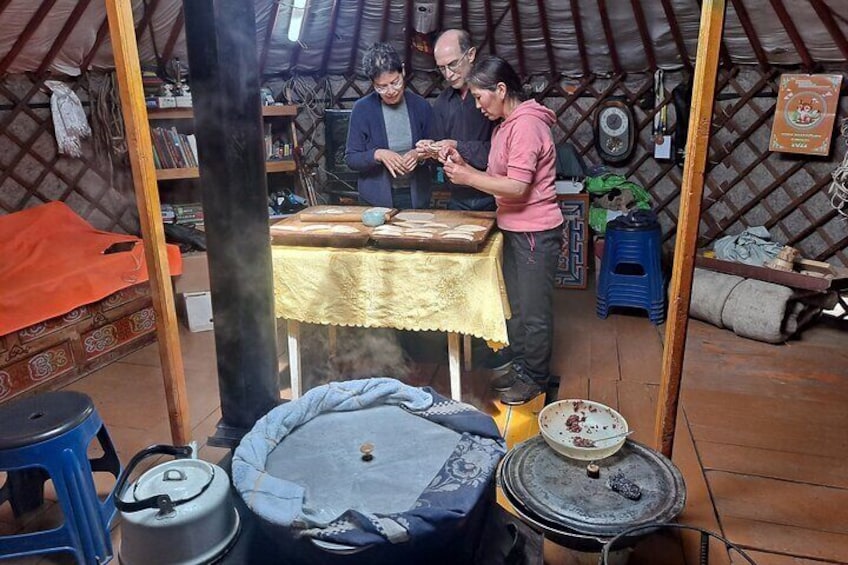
top-left (538, 399), bottom-right (629, 451)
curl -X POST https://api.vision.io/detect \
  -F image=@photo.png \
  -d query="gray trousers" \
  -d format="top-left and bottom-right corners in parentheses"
top-left (502, 226), bottom-right (562, 382)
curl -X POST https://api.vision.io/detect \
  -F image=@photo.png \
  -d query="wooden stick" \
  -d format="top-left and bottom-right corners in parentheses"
top-left (104, 0), bottom-right (191, 445)
top-left (654, 0), bottom-right (726, 458)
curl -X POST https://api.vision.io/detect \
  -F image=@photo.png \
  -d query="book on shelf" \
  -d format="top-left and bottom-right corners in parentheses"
top-left (150, 126), bottom-right (200, 169)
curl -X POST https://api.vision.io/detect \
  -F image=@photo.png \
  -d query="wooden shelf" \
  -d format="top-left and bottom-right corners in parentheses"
top-left (262, 105), bottom-right (298, 117)
top-left (156, 167), bottom-right (199, 180)
top-left (147, 108), bottom-right (195, 120)
top-left (152, 105), bottom-right (297, 183)
top-left (156, 161), bottom-right (295, 180)
top-left (147, 105), bottom-right (298, 120)
top-left (265, 159), bottom-right (296, 173)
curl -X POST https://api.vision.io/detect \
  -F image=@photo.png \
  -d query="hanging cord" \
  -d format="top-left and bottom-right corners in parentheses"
top-left (87, 72), bottom-right (128, 188)
top-left (828, 118), bottom-right (848, 218)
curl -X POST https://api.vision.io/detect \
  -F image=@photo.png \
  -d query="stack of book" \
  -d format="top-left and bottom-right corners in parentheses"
top-left (161, 203), bottom-right (176, 224)
top-left (151, 127), bottom-right (199, 169)
top-left (173, 203), bottom-right (204, 230)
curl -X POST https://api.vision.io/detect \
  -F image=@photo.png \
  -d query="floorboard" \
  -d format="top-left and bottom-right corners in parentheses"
top-left (5, 281), bottom-right (847, 564)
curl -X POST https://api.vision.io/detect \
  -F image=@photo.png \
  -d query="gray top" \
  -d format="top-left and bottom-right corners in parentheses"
top-left (265, 405), bottom-right (461, 526)
top-left (382, 97), bottom-right (413, 188)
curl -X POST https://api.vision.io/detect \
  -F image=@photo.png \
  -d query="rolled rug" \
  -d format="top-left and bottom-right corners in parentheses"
top-left (689, 268), bottom-right (745, 328)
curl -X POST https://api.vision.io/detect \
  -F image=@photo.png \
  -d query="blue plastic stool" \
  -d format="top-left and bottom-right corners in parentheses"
top-left (0, 391), bottom-right (121, 563)
top-left (597, 219), bottom-right (665, 324)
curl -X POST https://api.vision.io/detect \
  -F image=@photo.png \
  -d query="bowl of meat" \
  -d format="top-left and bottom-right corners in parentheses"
top-left (538, 399), bottom-right (629, 461)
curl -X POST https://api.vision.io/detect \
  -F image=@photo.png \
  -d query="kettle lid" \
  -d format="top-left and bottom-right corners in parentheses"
top-left (134, 459), bottom-right (215, 504)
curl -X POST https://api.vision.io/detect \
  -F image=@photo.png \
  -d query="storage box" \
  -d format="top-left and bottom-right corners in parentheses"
top-left (174, 95), bottom-right (193, 108)
top-left (156, 96), bottom-right (176, 108)
top-left (179, 291), bottom-right (214, 332)
top-left (174, 252), bottom-right (210, 294)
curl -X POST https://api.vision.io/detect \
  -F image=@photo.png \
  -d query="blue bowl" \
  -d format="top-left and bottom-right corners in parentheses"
top-left (361, 209), bottom-right (386, 227)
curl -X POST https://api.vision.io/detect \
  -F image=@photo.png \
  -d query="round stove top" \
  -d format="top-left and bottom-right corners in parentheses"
top-left (501, 436), bottom-right (685, 538)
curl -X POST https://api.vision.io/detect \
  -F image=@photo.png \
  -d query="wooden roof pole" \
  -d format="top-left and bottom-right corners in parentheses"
top-left (654, 0), bottom-right (726, 458)
top-left (104, 0), bottom-right (191, 445)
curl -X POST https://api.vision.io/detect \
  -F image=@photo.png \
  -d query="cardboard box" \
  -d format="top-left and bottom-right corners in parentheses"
top-left (179, 291), bottom-right (214, 332)
top-left (156, 96), bottom-right (176, 108)
top-left (174, 252), bottom-right (210, 294)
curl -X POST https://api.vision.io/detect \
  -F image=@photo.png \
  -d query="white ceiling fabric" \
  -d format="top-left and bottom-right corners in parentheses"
top-left (0, 0), bottom-right (846, 77)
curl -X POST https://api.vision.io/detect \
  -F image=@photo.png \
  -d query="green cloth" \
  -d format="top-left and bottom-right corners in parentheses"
top-left (585, 174), bottom-right (652, 233)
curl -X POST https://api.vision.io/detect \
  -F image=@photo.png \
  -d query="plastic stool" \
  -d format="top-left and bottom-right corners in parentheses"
top-left (597, 220), bottom-right (665, 324)
top-left (0, 391), bottom-right (121, 563)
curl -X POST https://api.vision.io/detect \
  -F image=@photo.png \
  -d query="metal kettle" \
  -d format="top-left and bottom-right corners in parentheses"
top-left (115, 444), bottom-right (240, 565)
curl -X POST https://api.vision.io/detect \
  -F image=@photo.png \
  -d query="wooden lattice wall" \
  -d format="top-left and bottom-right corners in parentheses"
top-left (0, 74), bottom-right (139, 233)
top-left (277, 67), bottom-right (847, 267)
top-left (1, 68), bottom-right (845, 267)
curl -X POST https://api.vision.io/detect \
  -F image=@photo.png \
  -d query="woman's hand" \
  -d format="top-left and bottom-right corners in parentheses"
top-left (401, 149), bottom-right (420, 171)
top-left (375, 149), bottom-right (409, 178)
top-left (440, 146), bottom-right (473, 186)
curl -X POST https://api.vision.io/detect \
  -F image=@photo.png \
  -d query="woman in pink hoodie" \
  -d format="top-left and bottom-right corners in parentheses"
top-left (441, 56), bottom-right (563, 405)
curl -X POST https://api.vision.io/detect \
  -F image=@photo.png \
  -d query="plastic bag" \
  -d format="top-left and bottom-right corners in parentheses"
top-left (45, 80), bottom-right (91, 158)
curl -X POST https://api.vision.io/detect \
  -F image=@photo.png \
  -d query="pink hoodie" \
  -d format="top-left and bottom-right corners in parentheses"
top-left (488, 99), bottom-right (563, 233)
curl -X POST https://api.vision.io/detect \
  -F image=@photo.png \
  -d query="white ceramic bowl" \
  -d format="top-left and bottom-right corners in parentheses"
top-left (538, 399), bottom-right (629, 461)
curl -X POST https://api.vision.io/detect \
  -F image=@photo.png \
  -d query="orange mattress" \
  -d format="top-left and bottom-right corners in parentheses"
top-left (0, 201), bottom-right (182, 336)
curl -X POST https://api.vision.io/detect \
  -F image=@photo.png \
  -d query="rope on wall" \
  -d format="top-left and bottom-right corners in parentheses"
top-left (828, 118), bottom-right (848, 218)
top-left (87, 72), bottom-right (128, 189)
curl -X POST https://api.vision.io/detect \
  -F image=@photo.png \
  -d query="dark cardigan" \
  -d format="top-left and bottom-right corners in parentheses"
top-left (344, 90), bottom-right (433, 209)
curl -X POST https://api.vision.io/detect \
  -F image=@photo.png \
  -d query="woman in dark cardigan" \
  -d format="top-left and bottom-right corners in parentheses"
top-left (345, 42), bottom-right (433, 209)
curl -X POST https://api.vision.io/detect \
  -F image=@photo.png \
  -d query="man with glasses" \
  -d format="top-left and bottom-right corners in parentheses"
top-left (416, 30), bottom-right (495, 212)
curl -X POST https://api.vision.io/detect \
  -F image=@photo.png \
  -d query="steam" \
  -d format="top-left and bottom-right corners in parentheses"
top-left (287, 324), bottom-right (497, 414)
top-left (295, 325), bottom-right (411, 390)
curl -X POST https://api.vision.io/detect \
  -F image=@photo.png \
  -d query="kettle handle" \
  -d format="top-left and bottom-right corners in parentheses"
top-left (114, 444), bottom-right (193, 513)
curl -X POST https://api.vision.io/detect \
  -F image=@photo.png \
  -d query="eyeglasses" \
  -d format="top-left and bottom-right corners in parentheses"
top-left (373, 75), bottom-right (404, 95)
top-left (436, 50), bottom-right (470, 75)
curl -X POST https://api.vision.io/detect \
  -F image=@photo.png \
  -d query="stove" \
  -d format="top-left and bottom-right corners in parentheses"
top-left (499, 436), bottom-right (686, 551)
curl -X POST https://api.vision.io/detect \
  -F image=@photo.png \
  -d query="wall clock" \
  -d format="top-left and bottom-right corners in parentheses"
top-left (595, 98), bottom-right (636, 164)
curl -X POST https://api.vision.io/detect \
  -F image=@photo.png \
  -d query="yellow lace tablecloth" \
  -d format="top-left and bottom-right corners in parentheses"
top-left (271, 232), bottom-right (510, 347)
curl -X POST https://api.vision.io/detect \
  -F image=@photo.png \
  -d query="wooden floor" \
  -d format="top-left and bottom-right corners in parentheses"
top-left (547, 286), bottom-right (848, 565)
top-left (1, 285), bottom-right (846, 564)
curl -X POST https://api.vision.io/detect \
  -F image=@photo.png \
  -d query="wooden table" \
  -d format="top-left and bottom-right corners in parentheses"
top-left (271, 233), bottom-right (510, 401)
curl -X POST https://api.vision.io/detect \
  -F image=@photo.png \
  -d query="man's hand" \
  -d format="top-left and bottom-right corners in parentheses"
top-left (415, 139), bottom-right (458, 161)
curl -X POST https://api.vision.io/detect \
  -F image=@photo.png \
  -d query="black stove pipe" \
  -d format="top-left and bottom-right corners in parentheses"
top-left (183, 0), bottom-right (280, 446)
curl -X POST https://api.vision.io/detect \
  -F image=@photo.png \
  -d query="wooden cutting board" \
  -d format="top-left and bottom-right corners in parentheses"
top-left (270, 215), bottom-right (370, 248)
top-left (298, 205), bottom-right (397, 223)
top-left (369, 210), bottom-right (496, 253)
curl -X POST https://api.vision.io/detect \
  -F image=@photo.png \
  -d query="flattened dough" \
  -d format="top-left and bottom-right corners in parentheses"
top-left (441, 232), bottom-right (475, 241)
top-left (395, 212), bottom-right (435, 221)
top-left (300, 224), bottom-right (333, 232)
top-left (330, 225), bottom-right (360, 234)
top-left (454, 224), bottom-right (487, 233)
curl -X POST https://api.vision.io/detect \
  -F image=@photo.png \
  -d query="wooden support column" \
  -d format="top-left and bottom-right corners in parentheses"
top-left (104, 0), bottom-right (191, 445)
top-left (654, 0), bottom-right (726, 457)
top-left (183, 1), bottom-right (280, 447)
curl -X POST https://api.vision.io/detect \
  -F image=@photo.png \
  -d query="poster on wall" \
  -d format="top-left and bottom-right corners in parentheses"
top-left (769, 74), bottom-right (842, 156)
